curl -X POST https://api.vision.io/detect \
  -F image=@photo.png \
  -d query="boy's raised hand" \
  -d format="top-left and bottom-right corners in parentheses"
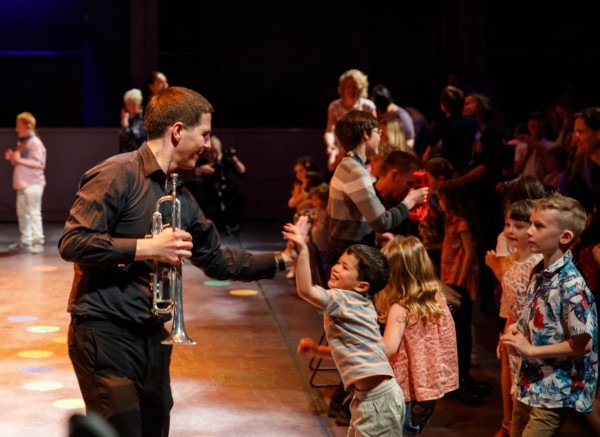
top-left (282, 215), bottom-right (310, 261)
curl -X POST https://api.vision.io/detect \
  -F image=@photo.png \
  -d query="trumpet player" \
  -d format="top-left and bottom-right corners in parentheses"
top-left (59, 87), bottom-right (300, 437)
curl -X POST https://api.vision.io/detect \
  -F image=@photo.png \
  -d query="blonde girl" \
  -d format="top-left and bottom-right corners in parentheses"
top-left (377, 236), bottom-right (458, 436)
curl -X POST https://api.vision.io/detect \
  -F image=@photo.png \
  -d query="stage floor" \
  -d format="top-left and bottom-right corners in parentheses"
top-left (0, 222), bottom-right (594, 436)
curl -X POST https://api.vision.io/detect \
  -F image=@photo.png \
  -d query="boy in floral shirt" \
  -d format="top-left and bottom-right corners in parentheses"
top-left (501, 193), bottom-right (598, 436)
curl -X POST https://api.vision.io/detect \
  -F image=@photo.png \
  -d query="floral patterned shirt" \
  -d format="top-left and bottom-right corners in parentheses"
top-left (515, 251), bottom-right (598, 413)
top-left (499, 253), bottom-right (542, 320)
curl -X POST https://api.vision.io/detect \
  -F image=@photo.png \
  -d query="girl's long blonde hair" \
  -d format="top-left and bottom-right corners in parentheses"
top-left (376, 236), bottom-right (444, 325)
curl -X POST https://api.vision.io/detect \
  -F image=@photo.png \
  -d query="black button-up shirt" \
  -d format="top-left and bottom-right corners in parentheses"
top-left (59, 143), bottom-right (276, 327)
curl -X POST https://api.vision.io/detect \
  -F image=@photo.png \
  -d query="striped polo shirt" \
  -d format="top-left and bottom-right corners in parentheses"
top-left (327, 157), bottom-right (408, 244)
top-left (316, 285), bottom-right (394, 390)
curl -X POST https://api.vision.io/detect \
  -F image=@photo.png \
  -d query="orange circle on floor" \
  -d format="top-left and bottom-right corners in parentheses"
top-left (52, 398), bottom-right (85, 409)
top-left (229, 289), bottom-right (258, 296)
top-left (18, 350), bottom-right (53, 358)
top-left (52, 336), bottom-right (68, 344)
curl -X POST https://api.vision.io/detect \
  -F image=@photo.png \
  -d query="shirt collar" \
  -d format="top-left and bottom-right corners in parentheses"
top-left (532, 250), bottom-right (572, 278)
top-left (139, 142), bottom-right (165, 179)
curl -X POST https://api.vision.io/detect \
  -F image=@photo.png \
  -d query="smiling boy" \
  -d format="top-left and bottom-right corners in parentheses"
top-left (501, 193), bottom-right (598, 437)
top-left (284, 222), bottom-right (404, 435)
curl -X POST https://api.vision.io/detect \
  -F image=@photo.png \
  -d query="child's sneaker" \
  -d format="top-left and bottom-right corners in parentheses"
top-left (8, 242), bottom-right (31, 253)
top-left (30, 243), bottom-right (44, 254)
top-left (493, 421), bottom-right (511, 437)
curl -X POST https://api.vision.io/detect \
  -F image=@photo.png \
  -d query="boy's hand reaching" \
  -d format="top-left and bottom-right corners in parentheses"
top-left (297, 337), bottom-right (318, 356)
top-left (282, 215), bottom-right (310, 261)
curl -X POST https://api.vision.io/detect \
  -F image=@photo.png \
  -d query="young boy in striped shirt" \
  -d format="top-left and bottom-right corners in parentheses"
top-left (284, 222), bottom-right (404, 435)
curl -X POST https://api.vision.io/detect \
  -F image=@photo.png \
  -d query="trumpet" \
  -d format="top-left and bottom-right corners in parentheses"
top-left (151, 173), bottom-right (196, 345)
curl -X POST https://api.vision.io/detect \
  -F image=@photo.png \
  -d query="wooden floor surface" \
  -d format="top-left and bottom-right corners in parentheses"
top-left (0, 222), bottom-right (594, 436)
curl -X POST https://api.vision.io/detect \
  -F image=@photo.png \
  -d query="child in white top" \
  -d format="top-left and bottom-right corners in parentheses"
top-left (486, 200), bottom-right (542, 437)
top-left (4, 112), bottom-right (46, 254)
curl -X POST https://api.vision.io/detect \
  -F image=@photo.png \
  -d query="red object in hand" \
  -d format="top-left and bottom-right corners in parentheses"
top-left (409, 171), bottom-right (430, 221)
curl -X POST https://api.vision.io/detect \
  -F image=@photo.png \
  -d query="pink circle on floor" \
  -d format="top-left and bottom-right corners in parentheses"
top-left (31, 265), bottom-right (58, 272)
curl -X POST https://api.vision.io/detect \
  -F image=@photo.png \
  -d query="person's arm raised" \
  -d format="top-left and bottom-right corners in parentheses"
top-left (282, 222), bottom-right (323, 309)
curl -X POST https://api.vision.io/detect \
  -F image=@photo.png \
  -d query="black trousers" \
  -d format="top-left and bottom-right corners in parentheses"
top-left (68, 318), bottom-right (174, 437)
top-left (447, 285), bottom-right (473, 384)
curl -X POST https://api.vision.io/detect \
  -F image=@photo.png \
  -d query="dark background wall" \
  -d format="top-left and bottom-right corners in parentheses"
top-left (2, 1), bottom-right (599, 129)
top-left (1, 0), bottom-right (599, 223)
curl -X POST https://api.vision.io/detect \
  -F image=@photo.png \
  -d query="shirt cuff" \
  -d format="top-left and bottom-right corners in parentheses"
top-left (113, 238), bottom-right (137, 262)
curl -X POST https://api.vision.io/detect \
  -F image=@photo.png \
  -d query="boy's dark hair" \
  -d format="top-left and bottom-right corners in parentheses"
top-left (296, 155), bottom-right (319, 173)
top-left (532, 193), bottom-right (587, 244)
top-left (440, 86), bottom-right (464, 117)
top-left (528, 111), bottom-right (546, 122)
top-left (502, 175), bottom-right (546, 212)
top-left (380, 151), bottom-right (422, 177)
top-left (574, 107), bottom-right (600, 132)
top-left (145, 87), bottom-right (213, 139)
top-left (335, 110), bottom-right (379, 151)
top-left (308, 182), bottom-right (329, 203)
top-left (371, 84), bottom-right (394, 113)
top-left (305, 171), bottom-right (325, 190)
top-left (344, 244), bottom-right (390, 297)
top-left (468, 92), bottom-right (493, 124)
top-left (508, 199), bottom-right (534, 223)
top-left (425, 157), bottom-right (454, 180)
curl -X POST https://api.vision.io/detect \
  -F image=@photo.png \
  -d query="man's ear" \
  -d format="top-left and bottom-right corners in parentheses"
top-left (171, 122), bottom-right (184, 144)
top-left (354, 281), bottom-right (370, 293)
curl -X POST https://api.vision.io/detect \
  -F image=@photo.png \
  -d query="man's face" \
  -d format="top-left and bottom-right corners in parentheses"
top-left (527, 119), bottom-right (544, 139)
top-left (378, 169), bottom-right (413, 203)
top-left (527, 209), bottom-right (564, 255)
top-left (462, 95), bottom-right (478, 117)
top-left (175, 113), bottom-right (212, 170)
top-left (573, 118), bottom-right (600, 157)
top-left (328, 252), bottom-right (366, 292)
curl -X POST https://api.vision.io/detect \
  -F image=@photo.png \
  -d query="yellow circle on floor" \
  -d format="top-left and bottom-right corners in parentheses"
top-left (229, 289), bottom-right (258, 296)
top-left (31, 265), bottom-right (59, 272)
top-left (27, 325), bottom-right (60, 333)
top-left (23, 381), bottom-right (64, 391)
top-left (52, 398), bottom-right (85, 409)
top-left (18, 350), bottom-right (53, 358)
top-left (52, 336), bottom-right (68, 344)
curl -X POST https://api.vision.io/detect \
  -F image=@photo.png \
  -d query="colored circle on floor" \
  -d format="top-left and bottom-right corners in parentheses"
top-left (8, 315), bottom-right (39, 322)
top-left (52, 398), bottom-right (85, 409)
top-left (31, 265), bottom-right (58, 272)
top-left (27, 325), bottom-right (60, 333)
top-left (23, 381), bottom-right (64, 391)
top-left (18, 350), bottom-right (53, 358)
top-left (19, 366), bottom-right (55, 374)
top-left (229, 289), bottom-right (258, 296)
top-left (204, 280), bottom-right (231, 286)
top-left (52, 336), bottom-right (68, 344)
